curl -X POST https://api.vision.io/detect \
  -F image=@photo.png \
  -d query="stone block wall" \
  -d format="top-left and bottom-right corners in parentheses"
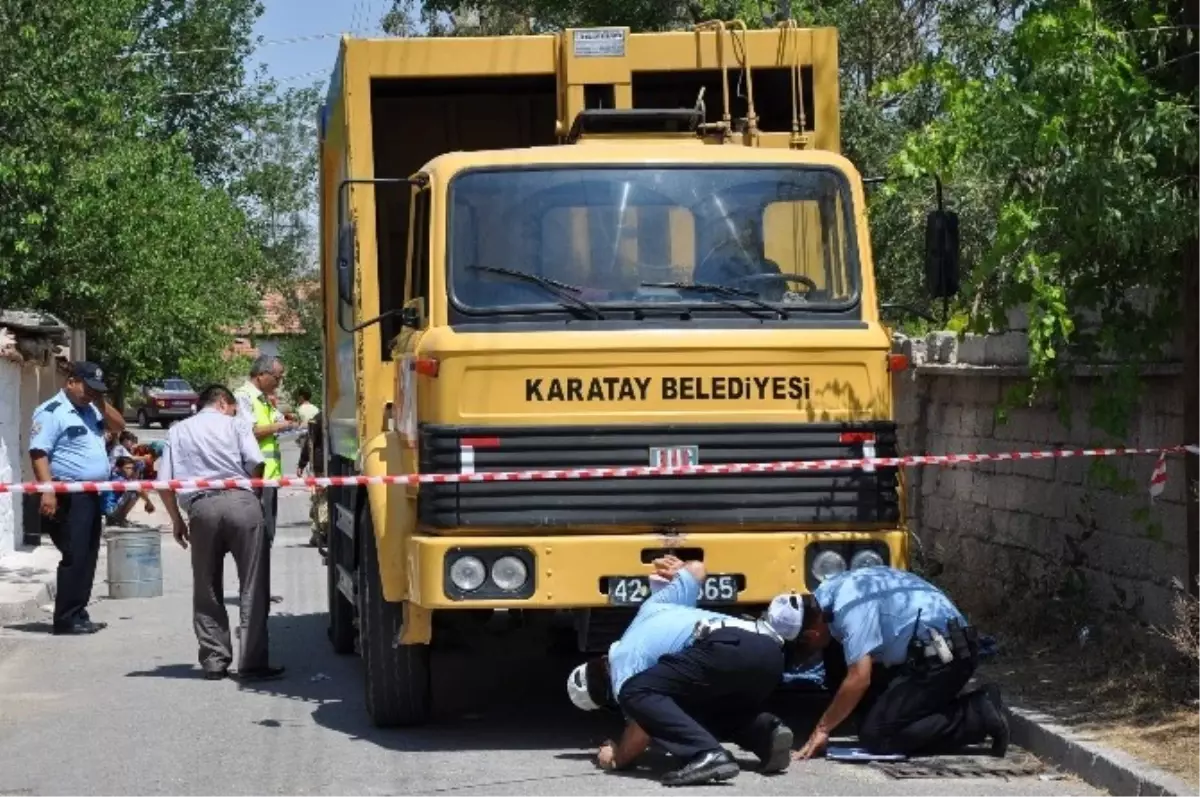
top-left (0, 359), bottom-right (20, 556)
top-left (893, 332), bottom-right (1189, 629)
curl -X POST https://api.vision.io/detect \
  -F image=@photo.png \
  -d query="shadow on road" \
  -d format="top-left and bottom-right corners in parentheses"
top-left (3, 621), bottom-right (55, 634)
top-left (127, 663), bottom-right (208, 680)
top-left (124, 609), bottom-right (830, 759)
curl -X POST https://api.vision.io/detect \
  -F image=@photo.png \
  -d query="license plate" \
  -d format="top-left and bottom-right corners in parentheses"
top-left (607, 574), bottom-right (741, 606)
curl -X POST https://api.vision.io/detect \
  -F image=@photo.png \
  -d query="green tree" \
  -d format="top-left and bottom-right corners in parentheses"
top-left (891, 0), bottom-right (1196, 430)
top-left (277, 285), bottom-right (324, 403)
top-left (229, 84), bottom-right (322, 287)
top-left (129, 0), bottom-right (266, 182)
top-left (56, 136), bottom-right (262, 395)
top-left (0, 0), bottom-right (289, 398)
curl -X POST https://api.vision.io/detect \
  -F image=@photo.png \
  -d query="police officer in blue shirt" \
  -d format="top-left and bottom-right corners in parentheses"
top-left (29, 361), bottom-right (127, 635)
top-left (566, 555), bottom-right (804, 786)
top-left (788, 565), bottom-right (1009, 760)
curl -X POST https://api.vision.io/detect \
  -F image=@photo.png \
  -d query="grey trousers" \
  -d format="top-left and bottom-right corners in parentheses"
top-left (259, 487), bottom-right (278, 547)
top-left (188, 490), bottom-right (270, 673)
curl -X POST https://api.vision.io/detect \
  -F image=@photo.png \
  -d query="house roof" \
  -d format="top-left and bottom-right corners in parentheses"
top-left (232, 281), bottom-right (318, 337)
top-left (0, 309), bottom-right (71, 365)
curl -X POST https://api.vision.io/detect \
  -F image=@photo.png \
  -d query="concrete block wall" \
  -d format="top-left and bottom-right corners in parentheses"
top-left (0, 359), bottom-right (62, 558)
top-left (0, 359), bottom-right (22, 556)
top-left (894, 332), bottom-right (1189, 629)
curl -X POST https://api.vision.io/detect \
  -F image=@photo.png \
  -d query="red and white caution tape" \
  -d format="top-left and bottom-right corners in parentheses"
top-left (1149, 451), bottom-right (1169, 499)
top-left (0, 445), bottom-right (1193, 495)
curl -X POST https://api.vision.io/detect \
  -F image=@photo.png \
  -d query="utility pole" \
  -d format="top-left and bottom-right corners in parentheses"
top-left (1180, 0), bottom-right (1200, 597)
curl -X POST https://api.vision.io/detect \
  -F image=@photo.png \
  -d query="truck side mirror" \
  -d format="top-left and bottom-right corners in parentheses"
top-left (924, 209), bottom-right (960, 299)
top-left (337, 222), bottom-right (356, 303)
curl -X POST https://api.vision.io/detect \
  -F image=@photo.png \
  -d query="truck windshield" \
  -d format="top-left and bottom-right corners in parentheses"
top-left (448, 166), bottom-right (859, 318)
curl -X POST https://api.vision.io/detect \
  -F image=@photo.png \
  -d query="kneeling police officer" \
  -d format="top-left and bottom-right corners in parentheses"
top-left (790, 565), bottom-right (1009, 760)
top-left (567, 555), bottom-right (802, 787)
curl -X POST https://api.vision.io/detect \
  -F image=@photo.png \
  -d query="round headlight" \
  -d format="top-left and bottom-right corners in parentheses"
top-left (491, 556), bottom-right (528, 592)
top-left (811, 550), bottom-right (847, 582)
top-left (449, 555), bottom-right (486, 591)
top-left (850, 549), bottom-right (885, 570)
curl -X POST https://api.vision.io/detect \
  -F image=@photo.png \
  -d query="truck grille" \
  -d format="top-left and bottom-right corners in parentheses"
top-left (417, 422), bottom-right (901, 529)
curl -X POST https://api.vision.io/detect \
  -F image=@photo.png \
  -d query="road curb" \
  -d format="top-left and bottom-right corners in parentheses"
top-left (1008, 705), bottom-right (1194, 796)
top-left (0, 580), bottom-right (54, 626)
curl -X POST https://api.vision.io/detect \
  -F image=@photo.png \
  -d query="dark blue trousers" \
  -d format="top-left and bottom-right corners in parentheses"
top-left (618, 628), bottom-right (784, 759)
top-left (44, 494), bottom-right (103, 628)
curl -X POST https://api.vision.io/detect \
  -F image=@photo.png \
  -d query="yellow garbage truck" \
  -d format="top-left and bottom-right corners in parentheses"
top-left (317, 22), bottom-right (959, 726)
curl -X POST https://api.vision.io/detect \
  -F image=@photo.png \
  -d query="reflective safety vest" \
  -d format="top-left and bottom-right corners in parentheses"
top-left (237, 385), bottom-right (281, 479)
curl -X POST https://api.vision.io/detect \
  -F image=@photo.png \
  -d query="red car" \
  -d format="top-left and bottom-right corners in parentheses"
top-left (133, 378), bottom-right (198, 428)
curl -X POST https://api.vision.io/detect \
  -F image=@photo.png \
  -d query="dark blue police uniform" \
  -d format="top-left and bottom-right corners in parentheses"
top-left (815, 567), bottom-right (1007, 756)
top-left (29, 377), bottom-right (112, 632)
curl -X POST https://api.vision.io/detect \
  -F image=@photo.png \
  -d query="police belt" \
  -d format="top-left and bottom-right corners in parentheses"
top-left (692, 617), bottom-right (784, 646)
top-left (907, 620), bottom-right (979, 668)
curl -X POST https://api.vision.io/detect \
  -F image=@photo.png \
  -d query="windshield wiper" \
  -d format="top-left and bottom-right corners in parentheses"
top-left (640, 281), bottom-right (788, 320)
top-left (470, 266), bottom-right (605, 319)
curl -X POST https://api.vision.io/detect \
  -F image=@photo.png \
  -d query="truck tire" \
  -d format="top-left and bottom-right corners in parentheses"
top-left (356, 506), bottom-right (431, 727)
top-left (327, 495), bottom-right (356, 655)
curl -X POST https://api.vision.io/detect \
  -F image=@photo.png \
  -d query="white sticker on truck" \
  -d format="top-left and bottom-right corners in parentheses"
top-left (573, 28), bottom-right (626, 58)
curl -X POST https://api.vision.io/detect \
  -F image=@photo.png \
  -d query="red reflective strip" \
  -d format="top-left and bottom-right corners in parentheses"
top-left (461, 437), bottom-right (500, 448)
top-left (839, 432), bottom-right (876, 444)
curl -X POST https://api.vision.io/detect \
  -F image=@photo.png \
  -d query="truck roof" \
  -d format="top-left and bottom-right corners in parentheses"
top-left (324, 24), bottom-right (842, 154)
top-left (418, 143), bottom-right (863, 184)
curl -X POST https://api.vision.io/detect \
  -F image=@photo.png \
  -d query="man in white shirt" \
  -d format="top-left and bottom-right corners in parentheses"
top-left (158, 384), bottom-right (285, 683)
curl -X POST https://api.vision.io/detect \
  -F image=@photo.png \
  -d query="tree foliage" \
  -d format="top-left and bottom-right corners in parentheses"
top-left (0, 0), bottom-right (321, 400)
top-left (890, 0), bottom-right (1197, 433)
top-left (277, 286), bottom-right (324, 403)
top-left (230, 84), bottom-right (322, 286)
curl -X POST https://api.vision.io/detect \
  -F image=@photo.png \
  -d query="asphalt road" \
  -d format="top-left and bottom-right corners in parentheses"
top-left (0, 440), bottom-right (1096, 796)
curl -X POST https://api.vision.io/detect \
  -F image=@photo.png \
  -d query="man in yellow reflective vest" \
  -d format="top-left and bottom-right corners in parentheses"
top-left (235, 356), bottom-right (299, 552)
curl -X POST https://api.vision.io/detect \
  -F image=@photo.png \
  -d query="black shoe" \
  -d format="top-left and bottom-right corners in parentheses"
top-left (52, 620), bottom-right (107, 635)
top-left (755, 720), bottom-right (794, 774)
top-left (270, 595), bottom-right (284, 604)
top-left (203, 669), bottom-right (229, 681)
top-left (662, 749), bottom-right (739, 787)
top-left (978, 684), bottom-right (1010, 758)
top-left (234, 665), bottom-right (286, 682)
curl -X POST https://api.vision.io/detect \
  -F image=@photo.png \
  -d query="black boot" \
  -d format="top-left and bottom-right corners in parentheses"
top-left (976, 684), bottom-right (1010, 757)
top-left (753, 718), bottom-right (794, 774)
top-left (662, 748), bottom-right (739, 787)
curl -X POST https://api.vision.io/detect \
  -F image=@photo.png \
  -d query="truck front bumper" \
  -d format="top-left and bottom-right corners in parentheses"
top-left (405, 530), bottom-right (908, 609)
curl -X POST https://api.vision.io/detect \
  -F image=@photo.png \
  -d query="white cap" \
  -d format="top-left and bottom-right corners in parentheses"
top-left (566, 663), bottom-right (600, 711)
top-left (766, 592), bottom-right (805, 641)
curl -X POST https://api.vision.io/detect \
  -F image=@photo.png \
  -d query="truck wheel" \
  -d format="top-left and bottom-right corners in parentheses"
top-left (137, 409), bottom-right (149, 429)
top-left (356, 505), bottom-right (431, 727)
top-left (327, 495), bottom-right (355, 655)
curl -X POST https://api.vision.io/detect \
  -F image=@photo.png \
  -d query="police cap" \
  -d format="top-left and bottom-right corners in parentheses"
top-left (69, 361), bottom-right (109, 393)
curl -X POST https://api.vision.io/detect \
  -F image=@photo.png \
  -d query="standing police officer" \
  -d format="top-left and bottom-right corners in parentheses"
top-left (29, 361), bottom-right (127, 635)
top-left (790, 565), bottom-right (1009, 760)
top-left (234, 355), bottom-right (297, 548)
top-left (567, 556), bottom-right (802, 786)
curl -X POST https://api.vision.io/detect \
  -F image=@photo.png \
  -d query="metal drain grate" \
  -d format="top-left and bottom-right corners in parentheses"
top-left (870, 754), bottom-right (1046, 780)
